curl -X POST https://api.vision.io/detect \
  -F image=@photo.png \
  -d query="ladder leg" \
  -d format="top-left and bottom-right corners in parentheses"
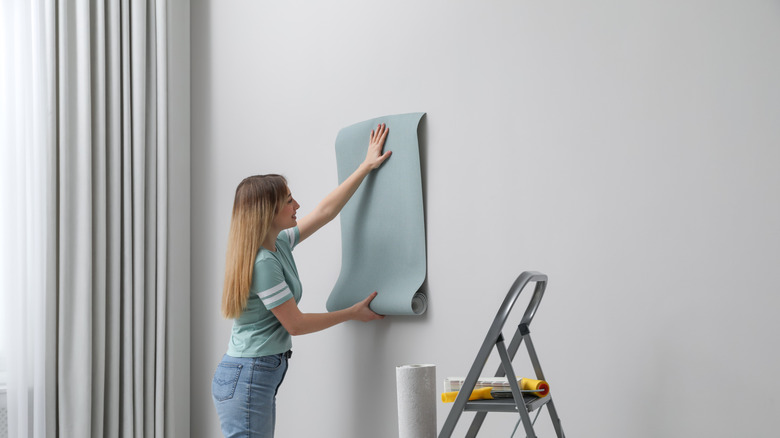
top-left (496, 338), bottom-right (537, 438)
top-left (465, 412), bottom-right (487, 438)
top-left (545, 400), bottom-right (565, 438)
top-left (491, 325), bottom-right (524, 378)
top-left (439, 399), bottom-right (464, 438)
top-left (524, 334), bottom-right (546, 381)
top-left (439, 330), bottom-right (496, 437)
top-left (524, 333), bottom-right (565, 438)
top-left (462, 328), bottom-right (525, 437)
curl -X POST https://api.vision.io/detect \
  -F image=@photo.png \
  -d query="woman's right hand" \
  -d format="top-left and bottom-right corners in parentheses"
top-left (363, 123), bottom-right (391, 170)
top-left (351, 292), bottom-right (385, 322)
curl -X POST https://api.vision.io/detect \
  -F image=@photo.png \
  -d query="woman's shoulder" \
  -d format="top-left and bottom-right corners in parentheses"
top-left (276, 227), bottom-right (299, 250)
top-left (252, 228), bottom-right (299, 267)
top-left (254, 247), bottom-right (279, 265)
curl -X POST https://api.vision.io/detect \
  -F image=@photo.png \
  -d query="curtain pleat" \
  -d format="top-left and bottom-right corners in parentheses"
top-left (90, 2), bottom-right (108, 438)
top-left (119, 0), bottom-right (135, 435)
top-left (105, 2), bottom-right (123, 437)
top-left (143, 6), bottom-right (156, 438)
top-left (41, 1), bottom-right (59, 436)
top-left (35, 1), bottom-right (58, 437)
top-left (57, 1), bottom-right (96, 436)
top-left (153, 1), bottom-right (168, 437)
top-left (129, 0), bottom-right (147, 436)
top-left (4, 1), bottom-right (170, 437)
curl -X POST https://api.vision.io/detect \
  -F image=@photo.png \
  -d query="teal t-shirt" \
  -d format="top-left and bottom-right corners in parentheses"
top-left (227, 227), bottom-right (302, 357)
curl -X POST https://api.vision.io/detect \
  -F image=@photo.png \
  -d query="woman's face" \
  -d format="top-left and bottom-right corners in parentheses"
top-left (273, 188), bottom-right (299, 230)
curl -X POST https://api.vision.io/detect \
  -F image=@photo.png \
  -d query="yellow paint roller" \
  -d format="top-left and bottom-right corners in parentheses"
top-left (441, 387), bottom-right (496, 403)
top-left (521, 378), bottom-right (549, 397)
top-left (441, 378), bottom-right (549, 403)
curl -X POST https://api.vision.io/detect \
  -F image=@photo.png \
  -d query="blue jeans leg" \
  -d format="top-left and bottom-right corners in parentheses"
top-left (212, 353), bottom-right (289, 438)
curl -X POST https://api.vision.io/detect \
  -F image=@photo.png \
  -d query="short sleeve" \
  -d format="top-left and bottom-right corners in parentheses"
top-left (251, 257), bottom-right (294, 310)
top-left (279, 227), bottom-right (300, 250)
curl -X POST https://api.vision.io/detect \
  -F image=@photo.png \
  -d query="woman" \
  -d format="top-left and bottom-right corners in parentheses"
top-left (212, 124), bottom-right (391, 437)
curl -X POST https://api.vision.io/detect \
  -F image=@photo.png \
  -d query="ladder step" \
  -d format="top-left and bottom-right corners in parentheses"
top-left (464, 394), bottom-right (551, 413)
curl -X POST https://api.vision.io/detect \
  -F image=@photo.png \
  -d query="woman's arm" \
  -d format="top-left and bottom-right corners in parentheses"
top-left (297, 123), bottom-right (391, 243)
top-left (270, 292), bottom-right (384, 336)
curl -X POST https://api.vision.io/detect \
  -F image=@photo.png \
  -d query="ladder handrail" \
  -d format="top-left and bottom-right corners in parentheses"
top-left (487, 271), bottom-right (547, 343)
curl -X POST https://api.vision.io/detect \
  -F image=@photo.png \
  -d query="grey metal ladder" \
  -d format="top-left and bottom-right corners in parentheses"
top-left (439, 271), bottom-right (565, 438)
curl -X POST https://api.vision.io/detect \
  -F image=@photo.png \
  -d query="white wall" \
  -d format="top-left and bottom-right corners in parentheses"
top-left (191, 1), bottom-right (780, 436)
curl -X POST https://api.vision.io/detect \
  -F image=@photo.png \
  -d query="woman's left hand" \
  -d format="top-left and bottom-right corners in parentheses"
top-left (363, 123), bottom-right (392, 170)
top-left (350, 292), bottom-right (385, 322)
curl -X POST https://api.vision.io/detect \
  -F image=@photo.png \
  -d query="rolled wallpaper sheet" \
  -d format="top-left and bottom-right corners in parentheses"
top-left (327, 112), bottom-right (427, 315)
top-left (396, 364), bottom-right (437, 438)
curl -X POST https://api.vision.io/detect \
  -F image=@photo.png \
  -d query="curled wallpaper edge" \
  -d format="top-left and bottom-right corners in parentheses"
top-left (327, 112), bottom-right (427, 316)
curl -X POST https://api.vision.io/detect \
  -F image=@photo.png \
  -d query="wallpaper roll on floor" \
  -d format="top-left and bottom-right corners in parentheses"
top-left (327, 112), bottom-right (427, 315)
top-left (396, 364), bottom-right (437, 438)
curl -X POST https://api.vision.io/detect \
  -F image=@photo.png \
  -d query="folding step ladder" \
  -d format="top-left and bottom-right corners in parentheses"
top-left (439, 271), bottom-right (565, 438)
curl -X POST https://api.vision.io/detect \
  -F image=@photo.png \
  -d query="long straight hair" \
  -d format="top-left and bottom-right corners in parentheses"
top-left (222, 174), bottom-right (288, 319)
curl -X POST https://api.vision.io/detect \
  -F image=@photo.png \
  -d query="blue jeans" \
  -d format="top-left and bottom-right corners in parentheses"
top-left (212, 352), bottom-right (290, 438)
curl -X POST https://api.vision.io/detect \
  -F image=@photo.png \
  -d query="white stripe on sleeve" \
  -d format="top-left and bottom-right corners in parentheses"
top-left (258, 282), bottom-right (292, 307)
top-left (258, 281), bottom-right (288, 299)
top-left (264, 291), bottom-right (293, 308)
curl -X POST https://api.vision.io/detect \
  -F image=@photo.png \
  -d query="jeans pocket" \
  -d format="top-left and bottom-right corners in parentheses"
top-left (257, 354), bottom-right (282, 370)
top-left (212, 362), bottom-right (242, 402)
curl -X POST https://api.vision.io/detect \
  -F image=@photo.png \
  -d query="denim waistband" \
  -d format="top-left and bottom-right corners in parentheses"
top-left (224, 350), bottom-right (292, 361)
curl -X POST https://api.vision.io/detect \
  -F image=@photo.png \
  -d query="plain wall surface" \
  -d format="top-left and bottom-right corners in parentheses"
top-left (191, 1), bottom-right (780, 437)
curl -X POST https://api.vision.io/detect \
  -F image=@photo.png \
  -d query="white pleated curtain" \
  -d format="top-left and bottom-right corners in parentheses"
top-left (1, 1), bottom-right (169, 437)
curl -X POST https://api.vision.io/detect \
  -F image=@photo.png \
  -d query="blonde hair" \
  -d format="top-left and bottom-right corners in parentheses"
top-left (221, 175), bottom-right (288, 319)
